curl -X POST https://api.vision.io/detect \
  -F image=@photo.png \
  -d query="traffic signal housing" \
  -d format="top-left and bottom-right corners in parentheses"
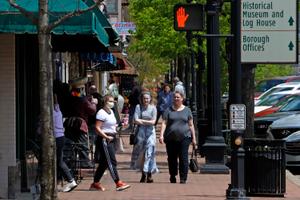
top-left (174, 4), bottom-right (205, 31)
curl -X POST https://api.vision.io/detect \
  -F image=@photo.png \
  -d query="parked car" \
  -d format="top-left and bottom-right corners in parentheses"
top-left (254, 91), bottom-right (300, 114)
top-left (255, 93), bottom-right (300, 117)
top-left (255, 82), bottom-right (300, 104)
top-left (255, 76), bottom-right (300, 98)
top-left (254, 95), bottom-right (300, 138)
top-left (284, 131), bottom-right (300, 167)
top-left (267, 113), bottom-right (300, 139)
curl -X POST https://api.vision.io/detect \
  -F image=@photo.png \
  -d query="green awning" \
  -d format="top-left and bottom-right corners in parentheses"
top-left (84, 0), bottom-right (119, 44)
top-left (0, 0), bottom-right (117, 47)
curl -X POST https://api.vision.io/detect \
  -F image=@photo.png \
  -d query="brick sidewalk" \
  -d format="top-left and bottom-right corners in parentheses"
top-left (57, 134), bottom-right (300, 200)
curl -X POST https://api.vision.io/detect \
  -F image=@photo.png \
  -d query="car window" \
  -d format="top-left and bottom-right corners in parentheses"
top-left (255, 80), bottom-right (285, 93)
top-left (258, 87), bottom-right (293, 101)
top-left (279, 96), bottom-right (300, 111)
top-left (275, 95), bottom-right (298, 107)
top-left (256, 94), bottom-right (287, 106)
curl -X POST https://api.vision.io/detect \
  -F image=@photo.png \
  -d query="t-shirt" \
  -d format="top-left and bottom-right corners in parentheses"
top-left (96, 108), bottom-right (117, 134)
top-left (162, 106), bottom-right (192, 142)
top-left (134, 104), bottom-right (157, 122)
top-left (53, 104), bottom-right (64, 138)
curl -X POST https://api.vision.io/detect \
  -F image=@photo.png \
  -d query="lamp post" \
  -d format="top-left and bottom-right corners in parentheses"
top-left (200, 0), bottom-right (229, 174)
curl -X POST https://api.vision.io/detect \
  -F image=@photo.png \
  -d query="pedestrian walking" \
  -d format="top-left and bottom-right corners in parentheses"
top-left (127, 80), bottom-right (142, 130)
top-left (53, 94), bottom-right (77, 192)
top-left (90, 95), bottom-right (130, 191)
top-left (130, 91), bottom-right (159, 183)
top-left (173, 77), bottom-right (186, 98)
top-left (155, 83), bottom-right (173, 125)
top-left (159, 91), bottom-right (196, 184)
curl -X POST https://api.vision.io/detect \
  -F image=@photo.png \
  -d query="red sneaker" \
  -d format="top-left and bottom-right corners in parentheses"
top-left (116, 181), bottom-right (130, 191)
top-left (89, 182), bottom-right (105, 191)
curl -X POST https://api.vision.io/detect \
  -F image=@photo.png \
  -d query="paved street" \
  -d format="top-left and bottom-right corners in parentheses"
top-left (56, 133), bottom-right (300, 200)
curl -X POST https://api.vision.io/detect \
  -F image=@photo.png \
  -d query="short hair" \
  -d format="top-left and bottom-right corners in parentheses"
top-left (103, 94), bottom-right (114, 104)
top-left (173, 77), bottom-right (180, 83)
top-left (174, 90), bottom-right (185, 99)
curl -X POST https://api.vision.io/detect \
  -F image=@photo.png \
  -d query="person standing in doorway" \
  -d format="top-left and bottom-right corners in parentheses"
top-left (90, 95), bottom-right (131, 191)
top-left (159, 91), bottom-right (196, 184)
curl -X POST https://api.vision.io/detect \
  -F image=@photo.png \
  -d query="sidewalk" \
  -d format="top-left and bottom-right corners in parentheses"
top-left (57, 134), bottom-right (300, 200)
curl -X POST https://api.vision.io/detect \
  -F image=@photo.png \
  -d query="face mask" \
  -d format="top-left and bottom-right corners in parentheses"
top-left (107, 102), bottom-right (114, 109)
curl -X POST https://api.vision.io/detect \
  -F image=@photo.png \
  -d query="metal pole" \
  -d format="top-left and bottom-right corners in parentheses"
top-left (190, 41), bottom-right (198, 145)
top-left (226, 0), bottom-right (248, 198)
top-left (196, 38), bottom-right (207, 155)
top-left (200, 0), bottom-right (229, 174)
top-left (185, 31), bottom-right (192, 106)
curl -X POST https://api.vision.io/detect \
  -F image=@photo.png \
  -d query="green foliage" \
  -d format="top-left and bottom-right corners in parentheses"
top-left (255, 64), bottom-right (296, 82)
top-left (129, 0), bottom-right (187, 59)
top-left (127, 0), bottom-right (188, 80)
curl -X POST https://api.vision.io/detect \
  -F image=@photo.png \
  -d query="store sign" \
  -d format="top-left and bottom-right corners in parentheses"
top-left (112, 22), bottom-right (136, 35)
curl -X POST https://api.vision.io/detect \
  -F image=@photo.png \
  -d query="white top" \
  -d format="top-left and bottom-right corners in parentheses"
top-left (96, 108), bottom-right (117, 134)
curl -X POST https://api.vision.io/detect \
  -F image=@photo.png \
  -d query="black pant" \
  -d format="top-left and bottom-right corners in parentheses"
top-left (94, 136), bottom-right (120, 183)
top-left (155, 110), bottom-right (163, 125)
top-left (166, 137), bottom-right (191, 181)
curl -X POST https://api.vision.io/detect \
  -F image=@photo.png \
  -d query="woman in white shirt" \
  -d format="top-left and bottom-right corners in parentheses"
top-left (90, 95), bottom-right (130, 191)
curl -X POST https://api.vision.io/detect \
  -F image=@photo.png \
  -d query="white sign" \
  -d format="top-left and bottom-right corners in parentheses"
top-left (230, 104), bottom-right (246, 130)
top-left (241, 0), bottom-right (298, 63)
top-left (112, 22), bottom-right (136, 35)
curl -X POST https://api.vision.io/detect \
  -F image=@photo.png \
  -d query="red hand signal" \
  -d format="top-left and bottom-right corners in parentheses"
top-left (176, 7), bottom-right (189, 28)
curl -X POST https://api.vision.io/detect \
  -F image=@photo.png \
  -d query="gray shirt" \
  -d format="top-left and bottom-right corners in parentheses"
top-left (163, 106), bottom-right (192, 142)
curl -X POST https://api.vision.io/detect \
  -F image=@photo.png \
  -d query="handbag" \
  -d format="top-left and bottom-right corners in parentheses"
top-left (129, 105), bottom-right (142, 145)
top-left (189, 146), bottom-right (199, 172)
top-left (129, 125), bottom-right (139, 145)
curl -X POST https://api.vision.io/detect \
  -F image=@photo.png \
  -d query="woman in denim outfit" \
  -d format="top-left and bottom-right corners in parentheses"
top-left (130, 91), bottom-right (158, 183)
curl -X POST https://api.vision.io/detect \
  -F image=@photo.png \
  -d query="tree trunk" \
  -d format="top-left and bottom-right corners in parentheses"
top-left (38, 0), bottom-right (57, 199)
top-left (241, 64), bottom-right (256, 138)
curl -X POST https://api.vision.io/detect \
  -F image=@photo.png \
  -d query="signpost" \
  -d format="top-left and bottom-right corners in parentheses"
top-left (241, 0), bottom-right (298, 63)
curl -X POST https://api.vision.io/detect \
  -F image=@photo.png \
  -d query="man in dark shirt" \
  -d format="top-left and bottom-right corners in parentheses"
top-left (127, 81), bottom-right (142, 130)
top-left (65, 77), bottom-right (97, 168)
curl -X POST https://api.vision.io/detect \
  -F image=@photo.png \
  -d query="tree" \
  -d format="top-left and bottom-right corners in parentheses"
top-left (127, 0), bottom-right (189, 79)
top-left (7, 0), bottom-right (102, 199)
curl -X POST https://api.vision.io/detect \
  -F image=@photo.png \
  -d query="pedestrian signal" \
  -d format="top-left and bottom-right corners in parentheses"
top-left (174, 4), bottom-right (205, 31)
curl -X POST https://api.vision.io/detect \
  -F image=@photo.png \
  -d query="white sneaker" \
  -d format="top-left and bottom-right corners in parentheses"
top-left (62, 180), bottom-right (77, 192)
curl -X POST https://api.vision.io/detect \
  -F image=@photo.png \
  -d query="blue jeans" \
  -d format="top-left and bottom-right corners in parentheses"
top-left (56, 136), bottom-right (73, 182)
